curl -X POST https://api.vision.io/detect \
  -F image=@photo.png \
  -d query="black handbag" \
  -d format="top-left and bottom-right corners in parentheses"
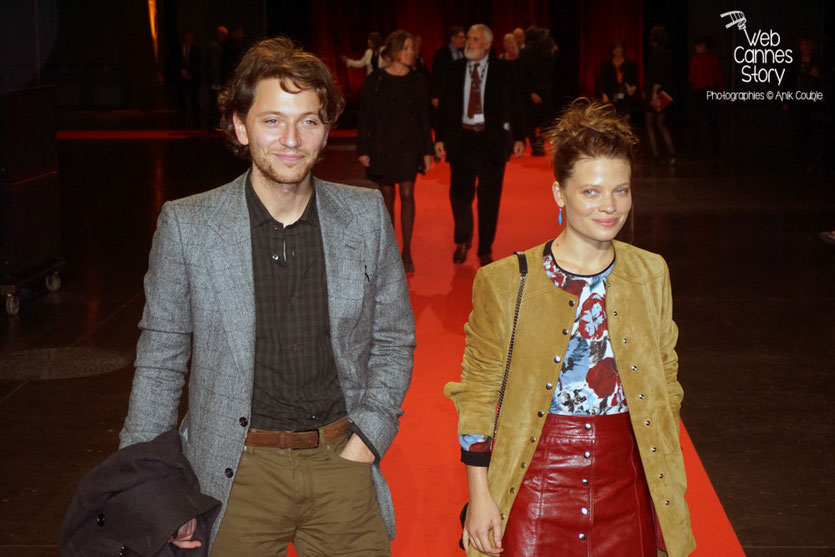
top-left (458, 252), bottom-right (528, 550)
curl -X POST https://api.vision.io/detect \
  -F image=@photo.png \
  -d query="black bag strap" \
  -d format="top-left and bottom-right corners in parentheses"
top-left (489, 251), bottom-right (528, 449)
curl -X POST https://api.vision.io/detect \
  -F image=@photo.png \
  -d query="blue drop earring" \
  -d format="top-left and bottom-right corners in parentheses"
top-left (557, 206), bottom-right (563, 225)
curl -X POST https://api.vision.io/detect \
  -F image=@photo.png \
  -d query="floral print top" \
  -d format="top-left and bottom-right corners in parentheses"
top-left (459, 248), bottom-right (627, 454)
top-left (544, 252), bottom-right (627, 415)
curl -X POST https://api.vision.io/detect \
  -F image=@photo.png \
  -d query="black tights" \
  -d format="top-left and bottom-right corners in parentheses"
top-left (378, 181), bottom-right (415, 255)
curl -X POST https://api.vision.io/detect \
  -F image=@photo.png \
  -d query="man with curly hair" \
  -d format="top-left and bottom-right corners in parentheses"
top-left (120, 37), bottom-right (415, 556)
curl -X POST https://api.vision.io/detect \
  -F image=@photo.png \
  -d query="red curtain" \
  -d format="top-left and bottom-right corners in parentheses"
top-left (309, 0), bottom-right (550, 105)
top-left (577, 0), bottom-right (643, 97)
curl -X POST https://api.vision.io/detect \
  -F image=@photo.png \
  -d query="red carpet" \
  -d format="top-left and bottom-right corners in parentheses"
top-left (377, 154), bottom-right (744, 555)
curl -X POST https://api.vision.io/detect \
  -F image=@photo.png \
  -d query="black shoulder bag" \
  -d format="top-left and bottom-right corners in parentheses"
top-left (458, 251), bottom-right (528, 550)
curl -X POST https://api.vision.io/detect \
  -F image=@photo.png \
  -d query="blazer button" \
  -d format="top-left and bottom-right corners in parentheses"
top-left (568, 300), bottom-right (575, 307)
top-left (638, 394), bottom-right (645, 399)
top-left (509, 487), bottom-right (516, 493)
top-left (631, 365), bottom-right (638, 371)
top-left (537, 411), bottom-right (545, 417)
top-left (521, 462), bottom-right (527, 468)
top-left (644, 420), bottom-right (651, 426)
top-left (562, 328), bottom-right (569, 335)
top-left (225, 467), bottom-right (234, 478)
top-left (651, 446), bottom-right (657, 452)
top-left (658, 473), bottom-right (664, 479)
top-left (530, 436), bottom-right (536, 443)
top-left (665, 500), bottom-right (670, 505)
top-left (613, 311), bottom-right (618, 316)
top-left (622, 338), bottom-right (628, 343)
top-left (239, 417), bottom-right (248, 427)
top-left (553, 355), bottom-right (561, 363)
top-left (96, 513), bottom-right (106, 527)
top-left (545, 383), bottom-right (553, 390)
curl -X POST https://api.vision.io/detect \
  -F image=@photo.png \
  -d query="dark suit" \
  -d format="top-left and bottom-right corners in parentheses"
top-left (430, 44), bottom-right (461, 101)
top-left (435, 55), bottom-right (525, 257)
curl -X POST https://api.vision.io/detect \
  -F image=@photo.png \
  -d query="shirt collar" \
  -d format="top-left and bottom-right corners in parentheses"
top-left (245, 174), bottom-right (320, 229)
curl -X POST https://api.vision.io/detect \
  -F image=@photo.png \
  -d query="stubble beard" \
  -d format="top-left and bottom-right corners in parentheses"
top-left (251, 150), bottom-right (317, 189)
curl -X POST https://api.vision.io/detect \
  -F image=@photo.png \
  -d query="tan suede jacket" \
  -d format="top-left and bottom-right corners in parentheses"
top-left (444, 240), bottom-right (696, 557)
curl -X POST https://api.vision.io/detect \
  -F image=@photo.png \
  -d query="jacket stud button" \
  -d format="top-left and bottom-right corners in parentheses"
top-left (658, 473), bottom-right (664, 479)
top-left (239, 417), bottom-right (248, 427)
top-left (530, 436), bottom-right (536, 443)
top-left (545, 383), bottom-right (553, 390)
top-left (537, 411), bottom-right (545, 417)
top-left (665, 500), bottom-right (670, 505)
top-left (579, 533), bottom-right (587, 540)
top-left (622, 338), bottom-right (628, 343)
top-left (510, 487), bottom-right (516, 493)
top-left (225, 467), bottom-right (234, 478)
top-left (584, 423), bottom-right (591, 430)
top-left (501, 513), bottom-right (506, 519)
top-left (581, 507), bottom-right (589, 515)
top-left (638, 394), bottom-right (645, 399)
top-left (644, 420), bottom-right (651, 426)
top-left (562, 328), bottom-right (569, 335)
top-left (583, 451), bottom-right (591, 459)
top-left (651, 446), bottom-right (657, 452)
top-left (553, 355), bottom-right (561, 363)
top-left (521, 462), bottom-right (526, 468)
top-left (582, 478), bottom-right (589, 485)
top-left (613, 310), bottom-right (618, 316)
top-left (96, 513), bottom-right (106, 527)
top-left (568, 300), bottom-right (575, 307)
top-left (631, 365), bottom-right (638, 371)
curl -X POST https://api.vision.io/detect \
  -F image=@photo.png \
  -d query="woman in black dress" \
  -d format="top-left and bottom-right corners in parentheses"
top-left (358, 30), bottom-right (434, 273)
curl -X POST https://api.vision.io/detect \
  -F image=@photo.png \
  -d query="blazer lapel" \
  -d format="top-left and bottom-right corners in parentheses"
top-left (205, 174), bottom-right (256, 381)
top-left (315, 178), bottom-right (364, 292)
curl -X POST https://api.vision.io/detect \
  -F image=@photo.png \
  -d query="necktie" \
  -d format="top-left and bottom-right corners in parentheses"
top-left (467, 62), bottom-right (482, 118)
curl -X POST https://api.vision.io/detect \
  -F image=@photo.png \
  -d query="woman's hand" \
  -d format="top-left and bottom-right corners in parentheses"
top-left (463, 492), bottom-right (504, 555)
top-left (463, 465), bottom-right (503, 555)
top-left (423, 155), bottom-right (433, 173)
top-left (358, 155), bottom-right (371, 168)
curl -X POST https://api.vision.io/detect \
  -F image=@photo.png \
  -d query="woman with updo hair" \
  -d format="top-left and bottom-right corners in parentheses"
top-left (357, 29), bottom-right (434, 273)
top-left (445, 99), bottom-right (695, 556)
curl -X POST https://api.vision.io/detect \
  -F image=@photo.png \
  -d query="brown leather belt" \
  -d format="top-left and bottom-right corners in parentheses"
top-left (245, 417), bottom-right (351, 449)
top-left (461, 123), bottom-right (486, 132)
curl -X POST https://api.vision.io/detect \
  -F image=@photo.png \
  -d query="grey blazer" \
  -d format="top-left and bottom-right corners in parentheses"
top-left (120, 172), bottom-right (416, 545)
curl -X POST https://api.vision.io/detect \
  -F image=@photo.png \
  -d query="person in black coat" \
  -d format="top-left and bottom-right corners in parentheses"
top-left (434, 24), bottom-right (526, 266)
top-left (358, 30), bottom-right (434, 273)
top-left (598, 40), bottom-right (639, 121)
top-left (431, 25), bottom-right (466, 113)
top-left (177, 30), bottom-right (202, 128)
top-left (644, 26), bottom-right (677, 163)
top-left (518, 26), bottom-right (556, 155)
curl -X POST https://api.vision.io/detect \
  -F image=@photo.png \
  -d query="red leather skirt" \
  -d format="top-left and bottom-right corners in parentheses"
top-left (502, 412), bottom-right (656, 557)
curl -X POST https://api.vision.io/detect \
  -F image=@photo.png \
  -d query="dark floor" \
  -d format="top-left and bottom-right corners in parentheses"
top-left (1, 133), bottom-right (833, 556)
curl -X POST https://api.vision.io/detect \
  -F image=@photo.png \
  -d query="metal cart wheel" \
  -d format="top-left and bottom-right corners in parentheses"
top-left (45, 272), bottom-right (61, 292)
top-left (5, 294), bottom-right (20, 316)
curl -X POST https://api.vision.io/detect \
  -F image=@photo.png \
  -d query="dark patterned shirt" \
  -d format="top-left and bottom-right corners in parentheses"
top-left (245, 177), bottom-right (347, 431)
